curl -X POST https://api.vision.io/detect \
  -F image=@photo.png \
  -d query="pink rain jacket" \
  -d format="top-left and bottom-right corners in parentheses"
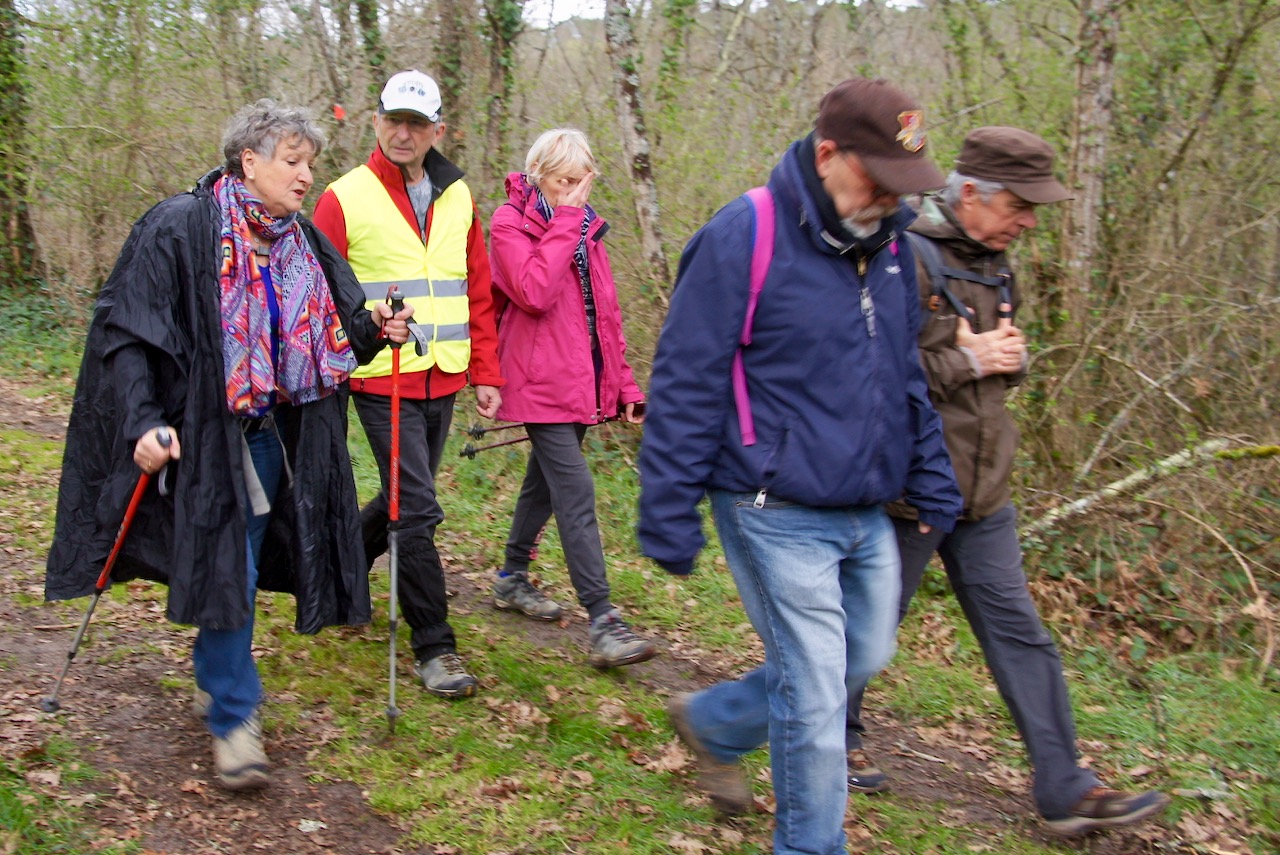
top-left (489, 172), bottom-right (643, 424)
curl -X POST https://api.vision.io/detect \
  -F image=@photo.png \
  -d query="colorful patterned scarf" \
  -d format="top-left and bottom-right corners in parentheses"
top-left (215, 172), bottom-right (357, 417)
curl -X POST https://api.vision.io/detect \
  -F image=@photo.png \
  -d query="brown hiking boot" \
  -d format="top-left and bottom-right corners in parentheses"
top-left (1045, 786), bottom-right (1170, 835)
top-left (667, 692), bottom-right (751, 815)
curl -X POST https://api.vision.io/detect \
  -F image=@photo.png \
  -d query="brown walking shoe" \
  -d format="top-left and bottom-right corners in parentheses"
top-left (667, 692), bottom-right (751, 815)
top-left (1045, 785), bottom-right (1170, 835)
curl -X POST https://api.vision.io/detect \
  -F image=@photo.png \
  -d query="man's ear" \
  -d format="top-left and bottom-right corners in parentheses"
top-left (959, 180), bottom-right (980, 208)
top-left (814, 138), bottom-right (839, 179)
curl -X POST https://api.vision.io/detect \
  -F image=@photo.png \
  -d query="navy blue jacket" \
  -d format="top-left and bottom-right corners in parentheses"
top-left (638, 137), bottom-right (962, 572)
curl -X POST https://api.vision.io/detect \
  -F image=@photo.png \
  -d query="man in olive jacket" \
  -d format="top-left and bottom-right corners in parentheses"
top-left (845, 127), bottom-right (1170, 836)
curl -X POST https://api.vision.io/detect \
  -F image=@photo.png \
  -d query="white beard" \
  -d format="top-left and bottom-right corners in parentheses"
top-left (842, 202), bottom-right (898, 237)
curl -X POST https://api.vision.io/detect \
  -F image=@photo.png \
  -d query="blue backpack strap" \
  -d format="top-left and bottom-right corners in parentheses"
top-left (733, 186), bottom-right (775, 447)
top-left (903, 231), bottom-right (975, 325)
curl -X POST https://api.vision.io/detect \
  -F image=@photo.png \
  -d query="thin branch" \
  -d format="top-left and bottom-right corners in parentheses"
top-left (1021, 438), bottom-right (1231, 538)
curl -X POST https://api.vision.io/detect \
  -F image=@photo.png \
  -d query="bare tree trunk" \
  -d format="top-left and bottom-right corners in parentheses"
top-left (1060, 0), bottom-right (1122, 338)
top-left (604, 0), bottom-right (671, 299)
top-left (0, 0), bottom-right (43, 288)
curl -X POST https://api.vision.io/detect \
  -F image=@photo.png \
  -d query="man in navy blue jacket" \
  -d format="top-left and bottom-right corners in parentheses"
top-left (639, 78), bottom-right (963, 855)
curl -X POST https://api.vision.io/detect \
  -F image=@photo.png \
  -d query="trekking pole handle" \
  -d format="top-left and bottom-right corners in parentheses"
top-left (386, 287), bottom-right (405, 349)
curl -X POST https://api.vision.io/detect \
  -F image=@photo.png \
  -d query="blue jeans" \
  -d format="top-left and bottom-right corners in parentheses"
top-left (686, 491), bottom-right (902, 855)
top-left (193, 425), bottom-right (283, 738)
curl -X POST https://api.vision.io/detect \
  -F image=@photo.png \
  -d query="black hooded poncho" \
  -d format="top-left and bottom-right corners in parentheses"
top-left (46, 168), bottom-right (383, 633)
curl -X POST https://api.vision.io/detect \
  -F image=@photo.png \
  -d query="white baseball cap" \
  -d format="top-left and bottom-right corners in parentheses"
top-left (379, 70), bottom-right (442, 122)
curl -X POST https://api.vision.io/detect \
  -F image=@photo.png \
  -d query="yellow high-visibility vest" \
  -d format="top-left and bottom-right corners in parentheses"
top-left (329, 165), bottom-right (473, 377)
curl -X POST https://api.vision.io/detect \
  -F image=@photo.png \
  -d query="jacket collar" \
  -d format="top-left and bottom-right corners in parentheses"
top-left (908, 195), bottom-right (1008, 266)
top-left (367, 144), bottom-right (465, 199)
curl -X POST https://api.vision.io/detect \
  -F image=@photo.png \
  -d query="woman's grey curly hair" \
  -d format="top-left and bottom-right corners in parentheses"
top-left (222, 99), bottom-right (326, 177)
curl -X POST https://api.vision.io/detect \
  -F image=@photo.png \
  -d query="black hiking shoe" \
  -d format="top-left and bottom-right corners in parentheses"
top-left (848, 748), bottom-right (890, 794)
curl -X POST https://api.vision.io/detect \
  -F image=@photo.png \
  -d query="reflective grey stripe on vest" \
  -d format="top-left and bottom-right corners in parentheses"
top-left (359, 278), bottom-right (468, 302)
top-left (435, 322), bottom-right (469, 342)
top-left (405, 322), bottom-right (470, 351)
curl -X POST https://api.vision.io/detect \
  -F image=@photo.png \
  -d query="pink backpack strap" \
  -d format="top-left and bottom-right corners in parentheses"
top-left (732, 186), bottom-right (775, 447)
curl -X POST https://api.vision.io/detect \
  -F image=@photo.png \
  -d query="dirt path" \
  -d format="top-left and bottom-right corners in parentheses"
top-left (0, 378), bottom-right (1182, 854)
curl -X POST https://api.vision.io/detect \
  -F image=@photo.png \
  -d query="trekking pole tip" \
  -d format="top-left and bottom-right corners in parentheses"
top-left (39, 697), bottom-right (62, 713)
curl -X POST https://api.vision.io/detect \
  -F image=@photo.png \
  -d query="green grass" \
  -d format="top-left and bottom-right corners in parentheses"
top-left (0, 739), bottom-right (136, 855)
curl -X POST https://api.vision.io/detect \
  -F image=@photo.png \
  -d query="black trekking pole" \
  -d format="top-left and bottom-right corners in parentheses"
top-left (458, 435), bottom-right (530, 459)
top-left (385, 287), bottom-right (405, 734)
top-left (41, 428), bottom-right (171, 713)
top-left (464, 422), bottom-right (526, 439)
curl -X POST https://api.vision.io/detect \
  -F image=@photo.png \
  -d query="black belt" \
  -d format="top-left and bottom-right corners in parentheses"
top-left (239, 411), bottom-right (276, 433)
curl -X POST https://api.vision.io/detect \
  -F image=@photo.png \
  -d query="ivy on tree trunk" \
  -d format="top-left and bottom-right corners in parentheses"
top-left (0, 0), bottom-right (43, 289)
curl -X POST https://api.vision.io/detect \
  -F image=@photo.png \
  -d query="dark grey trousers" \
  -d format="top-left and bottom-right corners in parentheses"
top-left (353, 392), bottom-right (457, 660)
top-left (503, 422), bottom-right (612, 620)
top-left (847, 503), bottom-right (1100, 818)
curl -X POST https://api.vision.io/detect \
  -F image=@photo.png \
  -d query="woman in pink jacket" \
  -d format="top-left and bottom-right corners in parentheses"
top-left (488, 128), bottom-right (655, 669)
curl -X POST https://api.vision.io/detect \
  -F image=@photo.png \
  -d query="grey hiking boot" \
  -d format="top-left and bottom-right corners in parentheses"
top-left (667, 692), bottom-right (751, 815)
top-left (493, 573), bottom-right (564, 621)
top-left (847, 748), bottom-right (890, 794)
top-left (588, 608), bottom-right (657, 668)
top-left (1045, 786), bottom-right (1170, 835)
top-left (213, 714), bottom-right (269, 790)
top-left (415, 653), bottom-right (478, 699)
top-left (192, 687), bottom-right (211, 719)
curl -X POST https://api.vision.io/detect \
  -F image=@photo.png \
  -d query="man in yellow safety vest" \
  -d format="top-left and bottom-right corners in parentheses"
top-left (314, 69), bottom-right (504, 698)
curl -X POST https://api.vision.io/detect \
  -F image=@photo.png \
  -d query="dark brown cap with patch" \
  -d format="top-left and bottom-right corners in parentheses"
top-left (815, 78), bottom-right (945, 196)
top-left (955, 126), bottom-right (1071, 204)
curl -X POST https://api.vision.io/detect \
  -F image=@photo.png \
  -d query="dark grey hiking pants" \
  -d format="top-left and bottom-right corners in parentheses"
top-left (847, 503), bottom-right (1100, 818)
top-left (502, 422), bottom-right (612, 620)
top-left (353, 391), bottom-right (457, 661)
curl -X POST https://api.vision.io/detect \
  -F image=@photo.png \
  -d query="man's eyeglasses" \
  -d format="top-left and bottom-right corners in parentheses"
top-left (839, 149), bottom-right (898, 200)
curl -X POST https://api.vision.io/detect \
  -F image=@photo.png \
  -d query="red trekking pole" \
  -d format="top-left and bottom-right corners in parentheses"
top-left (385, 287), bottom-right (405, 733)
top-left (42, 427), bottom-right (172, 713)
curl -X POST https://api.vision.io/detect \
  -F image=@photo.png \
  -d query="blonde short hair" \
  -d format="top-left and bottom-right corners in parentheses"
top-left (525, 128), bottom-right (597, 188)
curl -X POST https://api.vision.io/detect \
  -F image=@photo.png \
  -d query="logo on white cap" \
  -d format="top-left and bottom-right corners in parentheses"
top-left (380, 70), bottom-right (442, 123)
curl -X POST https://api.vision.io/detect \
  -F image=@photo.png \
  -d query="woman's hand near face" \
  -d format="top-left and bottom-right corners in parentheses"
top-left (545, 170), bottom-right (593, 209)
top-left (561, 170), bottom-right (593, 209)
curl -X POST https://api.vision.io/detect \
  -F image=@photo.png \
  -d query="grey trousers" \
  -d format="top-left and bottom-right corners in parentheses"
top-left (847, 503), bottom-right (1100, 818)
top-left (503, 422), bottom-right (612, 620)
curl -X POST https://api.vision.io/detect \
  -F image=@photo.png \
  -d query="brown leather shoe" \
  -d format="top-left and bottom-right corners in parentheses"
top-left (667, 693), bottom-right (751, 815)
top-left (1045, 786), bottom-right (1170, 835)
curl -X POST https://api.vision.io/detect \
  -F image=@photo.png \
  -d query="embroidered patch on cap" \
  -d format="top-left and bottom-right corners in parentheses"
top-left (896, 111), bottom-right (926, 153)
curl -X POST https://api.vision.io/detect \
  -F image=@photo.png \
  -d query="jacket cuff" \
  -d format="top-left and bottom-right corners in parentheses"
top-left (657, 558), bottom-right (694, 576)
top-left (916, 509), bottom-right (958, 535)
